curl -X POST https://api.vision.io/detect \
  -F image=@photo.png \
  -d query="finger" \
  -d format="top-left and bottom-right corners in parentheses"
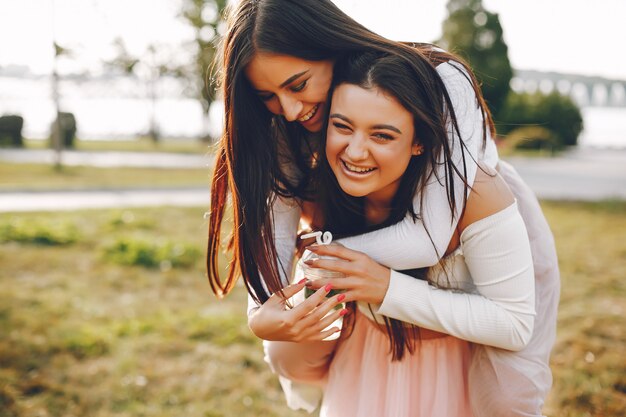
top-left (304, 258), bottom-right (355, 275)
top-left (315, 305), bottom-right (349, 332)
top-left (267, 279), bottom-right (307, 305)
top-left (307, 243), bottom-right (362, 261)
top-left (290, 283), bottom-right (334, 317)
top-left (306, 277), bottom-right (356, 291)
top-left (315, 326), bottom-right (341, 341)
top-left (300, 292), bottom-right (346, 327)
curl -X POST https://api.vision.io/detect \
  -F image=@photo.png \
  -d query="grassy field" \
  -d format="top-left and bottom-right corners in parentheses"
top-left (0, 163), bottom-right (210, 191)
top-left (23, 138), bottom-right (211, 154)
top-left (0, 201), bottom-right (624, 417)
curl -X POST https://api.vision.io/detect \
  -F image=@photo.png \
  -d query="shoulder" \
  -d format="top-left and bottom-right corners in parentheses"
top-left (436, 59), bottom-right (473, 88)
top-left (458, 164), bottom-right (515, 232)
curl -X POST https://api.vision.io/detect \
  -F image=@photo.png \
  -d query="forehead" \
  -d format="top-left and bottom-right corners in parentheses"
top-left (331, 84), bottom-right (413, 127)
top-left (245, 52), bottom-right (323, 88)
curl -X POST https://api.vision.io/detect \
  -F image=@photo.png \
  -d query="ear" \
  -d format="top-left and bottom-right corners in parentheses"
top-left (412, 143), bottom-right (424, 156)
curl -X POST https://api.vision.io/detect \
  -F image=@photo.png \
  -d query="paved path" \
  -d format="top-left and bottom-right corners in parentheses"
top-left (0, 149), bottom-right (211, 169)
top-left (0, 187), bottom-right (210, 212)
top-left (504, 148), bottom-right (626, 201)
top-left (1, 148), bottom-right (624, 212)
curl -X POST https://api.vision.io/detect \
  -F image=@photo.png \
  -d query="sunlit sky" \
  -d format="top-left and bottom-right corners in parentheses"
top-left (0, 0), bottom-right (625, 79)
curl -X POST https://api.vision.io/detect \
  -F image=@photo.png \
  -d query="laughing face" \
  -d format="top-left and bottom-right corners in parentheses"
top-left (325, 83), bottom-right (422, 207)
top-left (245, 53), bottom-right (333, 132)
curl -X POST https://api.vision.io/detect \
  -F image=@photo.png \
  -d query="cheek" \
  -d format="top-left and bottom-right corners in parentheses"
top-left (325, 133), bottom-right (343, 166)
top-left (378, 148), bottom-right (412, 175)
top-left (311, 79), bottom-right (331, 102)
top-left (263, 99), bottom-right (282, 115)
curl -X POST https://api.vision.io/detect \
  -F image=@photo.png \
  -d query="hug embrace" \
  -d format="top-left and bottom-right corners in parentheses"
top-left (207, 1), bottom-right (560, 416)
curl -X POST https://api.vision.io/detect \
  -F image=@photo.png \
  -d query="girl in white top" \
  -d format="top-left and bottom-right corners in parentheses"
top-left (264, 50), bottom-right (534, 417)
top-left (208, 1), bottom-right (559, 415)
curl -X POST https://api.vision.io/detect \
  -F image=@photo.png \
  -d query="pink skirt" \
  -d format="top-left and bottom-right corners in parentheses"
top-left (320, 310), bottom-right (474, 417)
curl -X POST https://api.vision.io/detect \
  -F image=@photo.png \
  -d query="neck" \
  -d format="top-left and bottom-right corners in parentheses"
top-left (365, 197), bottom-right (392, 225)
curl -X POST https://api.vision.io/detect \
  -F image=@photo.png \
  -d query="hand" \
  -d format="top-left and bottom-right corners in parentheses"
top-left (304, 244), bottom-right (391, 305)
top-left (248, 279), bottom-right (347, 342)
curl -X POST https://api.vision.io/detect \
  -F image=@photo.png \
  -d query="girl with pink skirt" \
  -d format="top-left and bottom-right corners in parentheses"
top-left (265, 50), bottom-right (536, 416)
top-left (208, 1), bottom-right (559, 415)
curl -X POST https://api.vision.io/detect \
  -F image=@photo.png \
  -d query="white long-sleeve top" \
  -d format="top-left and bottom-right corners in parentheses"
top-left (248, 60), bottom-right (499, 315)
top-left (367, 202), bottom-right (536, 351)
top-left (337, 60), bottom-right (499, 268)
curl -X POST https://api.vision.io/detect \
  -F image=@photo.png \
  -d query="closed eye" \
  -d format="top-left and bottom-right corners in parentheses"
top-left (258, 93), bottom-right (275, 102)
top-left (372, 132), bottom-right (395, 141)
top-left (291, 79), bottom-right (308, 92)
top-left (332, 121), bottom-right (352, 132)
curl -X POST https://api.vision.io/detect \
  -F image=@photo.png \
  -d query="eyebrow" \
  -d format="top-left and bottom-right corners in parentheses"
top-left (330, 113), bottom-right (402, 134)
top-left (280, 70), bottom-right (308, 88)
top-left (253, 70), bottom-right (309, 94)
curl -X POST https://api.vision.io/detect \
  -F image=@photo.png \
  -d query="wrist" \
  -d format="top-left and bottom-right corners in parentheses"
top-left (373, 266), bottom-right (392, 304)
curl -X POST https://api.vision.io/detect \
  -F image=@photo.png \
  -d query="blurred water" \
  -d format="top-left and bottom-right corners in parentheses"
top-left (579, 107), bottom-right (626, 148)
top-left (0, 75), bottom-right (212, 140)
top-left (0, 76), bottom-right (624, 148)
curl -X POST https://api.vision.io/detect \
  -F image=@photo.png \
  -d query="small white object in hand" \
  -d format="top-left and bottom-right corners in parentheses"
top-left (300, 231), bottom-right (333, 245)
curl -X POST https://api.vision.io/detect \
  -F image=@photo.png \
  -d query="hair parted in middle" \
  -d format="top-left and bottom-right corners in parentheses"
top-left (207, 0), bottom-right (495, 314)
top-left (317, 50), bottom-right (467, 360)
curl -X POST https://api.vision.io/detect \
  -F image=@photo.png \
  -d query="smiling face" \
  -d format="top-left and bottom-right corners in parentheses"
top-left (245, 52), bottom-right (334, 132)
top-left (326, 83), bottom-right (422, 207)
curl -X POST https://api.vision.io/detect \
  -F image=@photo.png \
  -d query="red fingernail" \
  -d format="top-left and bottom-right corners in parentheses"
top-left (304, 260), bottom-right (314, 266)
top-left (297, 278), bottom-right (307, 284)
top-left (337, 294), bottom-right (346, 302)
top-left (324, 284), bottom-right (332, 292)
top-left (339, 309), bottom-right (349, 316)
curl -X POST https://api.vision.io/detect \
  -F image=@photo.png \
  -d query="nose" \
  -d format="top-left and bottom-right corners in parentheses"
top-left (278, 95), bottom-right (303, 122)
top-left (344, 135), bottom-right (369, 161)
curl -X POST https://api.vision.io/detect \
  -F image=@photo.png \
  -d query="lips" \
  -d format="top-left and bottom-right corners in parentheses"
top-left (298, 104), bottom-right (319, 123)
top-left (341, 160), bottom-right (376, 174)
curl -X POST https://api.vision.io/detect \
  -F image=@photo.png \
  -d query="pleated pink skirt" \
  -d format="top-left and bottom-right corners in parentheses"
top-left (320, 310), bottom-right (474, 417)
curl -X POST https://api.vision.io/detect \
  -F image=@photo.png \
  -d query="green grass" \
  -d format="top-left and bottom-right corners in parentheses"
top-left (0, 202), bottom-right (624, 416)
top-left (23, 137), bottom-right (212, 154)
top-left (541, 201), bottom-right (626, 416)
top-left (0, 163), bottom-right (211, 191)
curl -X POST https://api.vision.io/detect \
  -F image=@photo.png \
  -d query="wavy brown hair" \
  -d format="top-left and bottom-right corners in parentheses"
top-left (318, 51), bottom-right (485, 360)
top-left (207, 0), bottom-right (494, 314)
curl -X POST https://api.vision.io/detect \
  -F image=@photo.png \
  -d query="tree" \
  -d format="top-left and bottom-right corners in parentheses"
top-left (181, 0), bottom-right (228, 139)
top-left (105, 38), bottom-right (186, 143)
top-left (498, 91), bottom-right (583, 148)
top-left (439, 0), bottom-right (513, 118)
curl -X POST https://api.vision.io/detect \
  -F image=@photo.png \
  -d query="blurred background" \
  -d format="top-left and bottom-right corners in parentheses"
top-left (1, 0), bottom-right (625, 148)
top-left (0, 1), bottom-right (624, 416)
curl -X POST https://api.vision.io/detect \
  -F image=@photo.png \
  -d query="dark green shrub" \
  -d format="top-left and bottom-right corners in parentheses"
top-left (497, 91), bottom-right (583, 147)
top-left (0, 115), bottom-right (24, 147)
top-left (0, 218), bottom-right (78, 246)
top-left (49, 112), bottom-right (77, 149)
top-left (102, 237), bottom-right (201, 269)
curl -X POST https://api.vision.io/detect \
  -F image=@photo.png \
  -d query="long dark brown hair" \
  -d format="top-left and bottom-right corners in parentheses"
top-left (207, 0), bottom-right (494, 312)
top-left (318, 51), bottom-right (472, 360)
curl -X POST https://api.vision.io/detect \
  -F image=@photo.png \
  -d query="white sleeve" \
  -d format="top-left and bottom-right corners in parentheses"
top-left (336, 62), bottom-right (497, 270)
top-left (247, 194), bottom-right (301, 317)
top-left (375, 203), bottom-right (535, 351)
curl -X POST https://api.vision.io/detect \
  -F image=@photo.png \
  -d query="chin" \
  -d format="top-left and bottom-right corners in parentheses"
top-left (301, 123), bottom-right (323, 133)
top-left (337, 182), bottom-right (369, 198)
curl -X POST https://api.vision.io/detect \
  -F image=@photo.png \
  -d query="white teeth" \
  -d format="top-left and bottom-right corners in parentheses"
top-left (343, 161), bottom-right (375, 173)
top-left (298, 104), bottom-right (318, 122)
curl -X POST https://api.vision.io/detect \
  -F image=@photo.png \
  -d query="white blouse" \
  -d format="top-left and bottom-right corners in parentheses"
top-left (367, 201), bottom-right (536, 351)
top-left (249, 61), bottom-right (500, 314)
